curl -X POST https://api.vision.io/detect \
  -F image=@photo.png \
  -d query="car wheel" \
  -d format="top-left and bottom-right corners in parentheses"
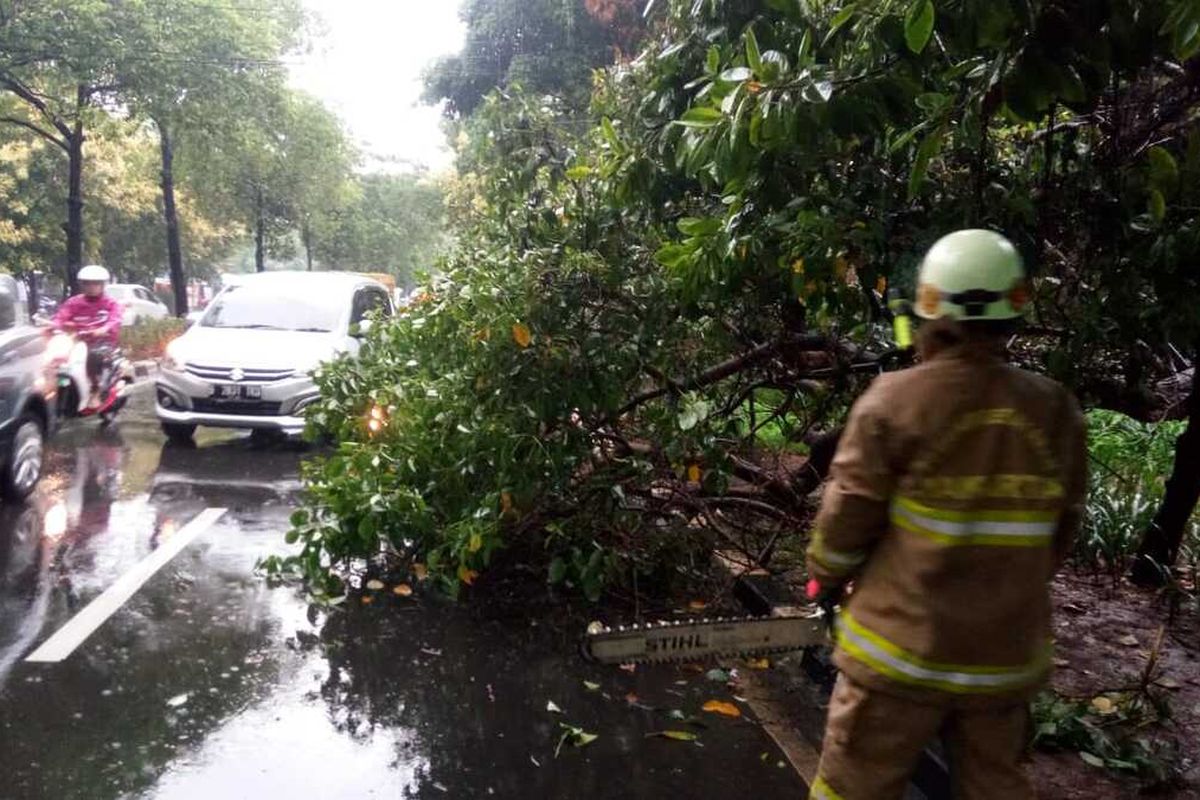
top-left (2, 414), bottom-right (44, 501)
top-left (161, 422), bottom-right (196, 443)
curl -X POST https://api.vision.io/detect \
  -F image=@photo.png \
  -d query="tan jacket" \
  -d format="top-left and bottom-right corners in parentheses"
top-left (807, 339), bottom-right (1086, 705)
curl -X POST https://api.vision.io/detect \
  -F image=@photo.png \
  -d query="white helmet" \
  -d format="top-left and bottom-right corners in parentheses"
top-left (77, 264), bottom-right (110, 283)
top-left (915, 230), bottom-right (1027, 321)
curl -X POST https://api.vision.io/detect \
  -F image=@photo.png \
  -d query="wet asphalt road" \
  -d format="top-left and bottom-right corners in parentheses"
top-left (0, 388), bottom-right (806, 799)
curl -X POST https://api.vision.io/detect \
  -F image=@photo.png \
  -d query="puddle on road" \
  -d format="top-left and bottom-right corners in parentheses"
top-left (1, 414), bottom-right (804, 799)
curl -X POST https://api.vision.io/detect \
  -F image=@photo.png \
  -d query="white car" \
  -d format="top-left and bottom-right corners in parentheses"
top-left (108, 284), bottom-right (170, 326)
top-left (154, 271), bottom-right (392, 441)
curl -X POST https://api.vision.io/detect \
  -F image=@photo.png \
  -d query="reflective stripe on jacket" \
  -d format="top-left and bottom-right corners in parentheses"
top-left (806, 340), bottom-right (1086, 704)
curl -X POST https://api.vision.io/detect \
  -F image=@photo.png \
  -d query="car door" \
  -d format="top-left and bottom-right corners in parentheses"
top-left (0, 276), bottom-right (45, 427)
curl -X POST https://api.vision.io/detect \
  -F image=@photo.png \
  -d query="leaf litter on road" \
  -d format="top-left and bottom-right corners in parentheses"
top-left (556, 723), bottom-right (599, 757)
top-left (647, 730), bottom-right (699, 742)
top-left (702, 700), bottom-right (741, 718)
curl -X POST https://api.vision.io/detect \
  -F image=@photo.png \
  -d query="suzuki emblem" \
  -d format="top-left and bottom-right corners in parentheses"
top-left (230, 368), bottom-right (245, 382)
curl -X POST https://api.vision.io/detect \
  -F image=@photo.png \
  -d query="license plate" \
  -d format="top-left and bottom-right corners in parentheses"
top-left (214, 384), bottom-right (262, 400)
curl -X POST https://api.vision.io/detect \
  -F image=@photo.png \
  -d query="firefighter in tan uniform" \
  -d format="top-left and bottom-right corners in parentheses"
top-left (806, 230), bottom-right (1087, 800)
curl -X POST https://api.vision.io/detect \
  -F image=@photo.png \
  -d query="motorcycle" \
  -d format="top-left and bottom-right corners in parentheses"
top-left (45, 330), bottom-right (135, 426)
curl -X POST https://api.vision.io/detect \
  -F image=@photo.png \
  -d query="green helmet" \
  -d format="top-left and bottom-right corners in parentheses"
top-left (914, 229), bottom-right (1027, 321)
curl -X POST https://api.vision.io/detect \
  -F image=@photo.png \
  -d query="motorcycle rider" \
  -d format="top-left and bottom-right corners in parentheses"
top-left (52, 265), bottom-right (123, 410)
top-left (806, 230), bottom-right (1087, 799)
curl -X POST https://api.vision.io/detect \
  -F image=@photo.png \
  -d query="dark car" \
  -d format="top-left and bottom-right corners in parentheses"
top-left (0, 275), bottom-right (52, 499)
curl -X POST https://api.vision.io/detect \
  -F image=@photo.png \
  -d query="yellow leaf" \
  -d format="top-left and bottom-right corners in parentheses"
top-left (746, 657), bottom-right (771, 670)
top-left (687, 464), bottom-right (702, 483)
top-left (361, 595), bottom-right (374, 605)
top-left (393, 583), bottom-right (413, 597)
top-left (457, 565), bottom-right (479, 585)
top-left (653, 730), bottom-right (699, 742)
top-left (702, 700), bottom-right (742, 718)
top-left (1090, 696), bottom-right (1116, 715)
top-left (512, 323), bottom-right (533, 348)
top-left (791, 258), bottom-right (805, 275)
top-left (834, 255), bottom-right (850, 281)
top-left (412, 563), bottom-right (429, 581)
top-left (501, 491), bottom-right (514, 514)
top-left (875, 276), bottom-right (887, 294)
top-left (469, 532), bottom-right (483, 553)
top-left (687, 600), bottom-right (707, 611)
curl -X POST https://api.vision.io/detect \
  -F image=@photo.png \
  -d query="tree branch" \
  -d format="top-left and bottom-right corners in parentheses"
top-left (0, 115), bottom-right (68, 150)
top-left (0, 74), bottom-right (74, 141)
top-left (614, 335), bottom-right (831, 420)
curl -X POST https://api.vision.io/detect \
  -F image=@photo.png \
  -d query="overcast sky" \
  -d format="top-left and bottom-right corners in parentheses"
top-left (290, 0), bottom-right (465, 174)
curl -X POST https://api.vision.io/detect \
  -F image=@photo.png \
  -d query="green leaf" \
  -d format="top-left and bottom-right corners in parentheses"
top-left (548, 556), bottom-right (567, 584)
top-left (798, 28), bottom-right (813, 64)
top-left (649, 730), bottom-right (699, 741)
top-left (601, 117), bottom-right (619, 148)
top-left (1079, 751), bottom-right (1106, 768)
top-left (1148, 146), bottom-right (1179, 192)
top-left (285, 529), bottom-right (300, 545)
top-left (745, 27), bottom-right (762, 75)
top-left (676, 106), bottom-right (724, 128)
top-left (706, 45), bottom-right (720, 74)
top-left (720, 67), bottom-right (753, 83)
top-left (677, 217), bottom-right (722, 236)
top-left (904, 0), bottom-right (935, 54)
top-left (565, 165), bottom-right (593, 181)
top-left (828, 4), bottom-right (858, 38)
top-left (1148, 188), bottom-right (1166, 222)
top-left (908, 125), bottom-right (945, 198)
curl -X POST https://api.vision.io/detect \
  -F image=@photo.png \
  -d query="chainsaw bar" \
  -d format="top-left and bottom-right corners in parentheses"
top-left (583, 613), bottom-right (829, 665)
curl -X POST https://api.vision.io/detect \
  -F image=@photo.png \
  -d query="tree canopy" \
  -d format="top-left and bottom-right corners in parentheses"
top-left (289, 0), bottom-right (1200, 598)
top-left (422, 0), bottom-right (645, 116)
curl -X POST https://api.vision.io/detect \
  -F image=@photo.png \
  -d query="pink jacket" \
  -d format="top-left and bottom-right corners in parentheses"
top-left (53, 294), bottom-right (123, 346)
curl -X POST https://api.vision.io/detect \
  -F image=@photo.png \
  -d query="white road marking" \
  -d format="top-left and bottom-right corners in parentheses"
top-left (25, 507), bottom-right (228, 664)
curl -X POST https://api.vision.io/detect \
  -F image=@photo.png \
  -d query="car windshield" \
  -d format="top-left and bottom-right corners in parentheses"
top-left (201, 284), bottom-right (342, 333)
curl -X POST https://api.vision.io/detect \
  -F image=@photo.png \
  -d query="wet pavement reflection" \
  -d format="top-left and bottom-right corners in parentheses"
top-left (0, 392), bottom-right (805, 799)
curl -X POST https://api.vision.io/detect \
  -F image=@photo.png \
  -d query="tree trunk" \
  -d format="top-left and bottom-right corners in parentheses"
top-left (302, 222), bottom-right (313, 271)
top-left (1131, 360), bottom-right (1200, 586)
top-left (254, 187), bottom-right (266, 273)
top-left (157, 120), bottom-right (188, 317)
top-left (64, 89), bottom-right (86, 290)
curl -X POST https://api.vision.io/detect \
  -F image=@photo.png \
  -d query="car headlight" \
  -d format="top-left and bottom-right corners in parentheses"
top-left (160, 348), bottom-right (181, 372)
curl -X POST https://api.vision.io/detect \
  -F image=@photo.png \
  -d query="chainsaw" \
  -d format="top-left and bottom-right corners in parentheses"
top-left (583, 604), bottom-right (834, 665)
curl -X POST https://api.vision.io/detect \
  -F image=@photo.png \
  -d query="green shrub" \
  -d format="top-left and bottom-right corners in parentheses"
top-left (120, 317), bottom-right (186, 361)
top-left (1077, 410), bottom-right (1197, 571)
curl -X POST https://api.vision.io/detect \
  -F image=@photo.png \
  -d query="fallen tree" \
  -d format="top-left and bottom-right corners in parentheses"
top-left (281, 0), bottom-right (1200, 599)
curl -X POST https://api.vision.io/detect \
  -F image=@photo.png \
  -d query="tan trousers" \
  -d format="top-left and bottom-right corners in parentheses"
top-left (810, 674), bottom-right (1035, 800)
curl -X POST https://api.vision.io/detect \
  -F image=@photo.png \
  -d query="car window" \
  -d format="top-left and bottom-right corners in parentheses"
top-left (351, 287), bottom-right (391, 324)
top-left (135, 288), bottom-right (152, 301)
top-left (201, 284), bottom-right (343, 333)
top-left (0, 282), bottom-right (15, 331)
